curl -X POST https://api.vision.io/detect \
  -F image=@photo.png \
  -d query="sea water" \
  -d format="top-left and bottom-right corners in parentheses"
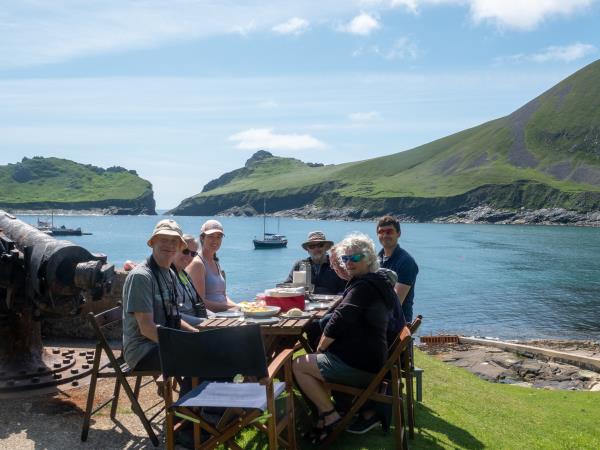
top-left (17, 214), bottom-right (600, 341)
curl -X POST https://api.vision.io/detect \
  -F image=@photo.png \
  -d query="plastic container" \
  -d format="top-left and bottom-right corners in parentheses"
top-left (264, 287), bottom-right (306, 312)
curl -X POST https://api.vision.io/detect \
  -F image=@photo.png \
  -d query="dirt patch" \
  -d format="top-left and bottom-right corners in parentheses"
top-left (421, 340), bottom-right (600, 391)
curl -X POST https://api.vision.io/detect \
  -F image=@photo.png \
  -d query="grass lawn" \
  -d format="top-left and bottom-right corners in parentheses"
top-left (239, 349), bottom-right (600, 450)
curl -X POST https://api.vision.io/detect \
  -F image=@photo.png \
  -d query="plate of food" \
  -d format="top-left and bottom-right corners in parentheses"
top-left (241, 305), bottom-right (281, 317)
top-left (310, 294), bottom-right (337, 302)
top-left (237, 301), bottom-right (257, 308)
top-left (281, 308), bottom-right (313, 319)
top-left (214, 310), bottom-right (243, 318)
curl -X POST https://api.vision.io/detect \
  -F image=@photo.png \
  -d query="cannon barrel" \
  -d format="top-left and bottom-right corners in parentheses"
top-left (0, 210), bottom-right (114, 316)
top-left (1, 210), bottom-right (116, 388)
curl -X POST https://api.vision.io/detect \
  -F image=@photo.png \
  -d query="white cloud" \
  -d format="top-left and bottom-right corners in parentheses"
top-left (384, 37), bottom-right (420, 59)
top-left (272, 17), bottom-right (310, 35)
top-left (531, 42), bottom-right (597, 63)
top-left (353, 36), bottom-right (420, 60)
top-left (468, 0), bottom-right (594, 31)
top-left (341, 13), bottom-right (381, 35)
top-left (363, 0), bottom-right (594, 30)
top-left (228, 128), bottom-right (327, 151)
top-left (497, 42), bottom-right (597, 64)
top-left (349, 111), bottom-right (380, 121)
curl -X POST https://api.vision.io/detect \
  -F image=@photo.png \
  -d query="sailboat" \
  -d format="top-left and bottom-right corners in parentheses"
top-left (35, 211), bottom-right (90, 236)
top-left (253, 200), bottom-right (287, 249)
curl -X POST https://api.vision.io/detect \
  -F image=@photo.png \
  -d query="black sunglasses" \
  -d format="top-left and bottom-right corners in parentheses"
top-left (306, 243), bottom-right (325, 249)
top-left (182, 249), bottom-right (198, 257)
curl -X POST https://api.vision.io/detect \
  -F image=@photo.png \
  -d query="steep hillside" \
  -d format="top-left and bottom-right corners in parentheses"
top-left (0, 157), bottom-right (156, 214)
top-left (170, 60), bottom-right (600, 219)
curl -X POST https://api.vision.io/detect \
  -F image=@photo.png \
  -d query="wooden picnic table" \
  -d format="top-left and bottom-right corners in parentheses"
top-left (197, 299), bottom-right (339, 359)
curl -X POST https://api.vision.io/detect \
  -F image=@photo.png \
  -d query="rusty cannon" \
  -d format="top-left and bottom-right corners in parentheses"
top-left (0, 210), bottom-right (114, 394)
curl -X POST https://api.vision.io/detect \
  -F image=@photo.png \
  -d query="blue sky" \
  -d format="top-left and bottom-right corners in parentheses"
top-left (1, 1), bottom-right (599, 208)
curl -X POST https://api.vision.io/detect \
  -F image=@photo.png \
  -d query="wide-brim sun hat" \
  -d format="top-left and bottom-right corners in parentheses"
top-left (147, 219), bottom-right (187, 248)
top-left (200, 219), bottom-right (225, 236)
top-left (302, 231), bottom-right (334, 250)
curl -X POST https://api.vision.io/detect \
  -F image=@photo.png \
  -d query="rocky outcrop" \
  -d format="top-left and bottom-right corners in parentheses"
top-left (170, 180), bottom-right (600, 226)
top-left (0, 189), bottom-right (156, 215)
top-left (434, 205), bottom-right (600, 227)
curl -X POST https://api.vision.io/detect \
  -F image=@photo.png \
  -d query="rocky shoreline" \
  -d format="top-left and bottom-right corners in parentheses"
top-left (7, 204), bottom-right (600, 226)
top-left (432, 205), bottom-right (600, 227)
top-left (422, 339), bottom-right (600, 391)
top-left (218, 203), bottom-right (600, 226)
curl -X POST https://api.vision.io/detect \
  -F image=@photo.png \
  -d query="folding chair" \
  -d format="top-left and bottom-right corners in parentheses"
top-left (157, 325), bottom-right (296, 450)
top-left (404, 315), bottom-right (423, 439)
top-left (319, 326), bottom-right (412, 450)
top-left (81, 306), bottom-right (163, 446)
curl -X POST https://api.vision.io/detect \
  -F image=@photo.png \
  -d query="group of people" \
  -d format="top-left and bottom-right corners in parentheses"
top-left (121, 214), bottom-right (418, 446)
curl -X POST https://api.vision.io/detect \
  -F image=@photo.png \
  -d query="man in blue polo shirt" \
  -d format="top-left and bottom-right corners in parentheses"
top-left (376, 216), bottom-right (418, 322)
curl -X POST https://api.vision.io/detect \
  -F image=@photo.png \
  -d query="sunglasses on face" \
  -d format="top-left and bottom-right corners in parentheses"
top-left (341, 253), bottom-right (365, 263)
top-left (307, 243), bottom-right (325, 249)
top-left (377, 228), bottom-right (396, 236)
top-left (182, 249), bottom-right (198, 257)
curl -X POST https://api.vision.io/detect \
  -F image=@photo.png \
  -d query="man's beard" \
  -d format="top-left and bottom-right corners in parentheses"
top-left (310, 253), bottom-right (327, 264)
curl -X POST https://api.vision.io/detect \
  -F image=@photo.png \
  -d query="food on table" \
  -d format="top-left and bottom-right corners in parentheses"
top-left (286, 308), bottom-right (303, 317)
top-left (241, 305), bottom-right (274, 313)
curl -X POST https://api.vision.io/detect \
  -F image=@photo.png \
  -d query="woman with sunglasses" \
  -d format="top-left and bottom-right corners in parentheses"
top-left (293, 233), bottom-right (399, 444)
top-left (171, 234), bottom-right (208, 326)
top-left (186, 219), bottom-right (237, 312)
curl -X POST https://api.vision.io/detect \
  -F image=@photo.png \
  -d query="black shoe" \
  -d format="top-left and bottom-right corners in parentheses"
top-left (346, 414), bottom-right (381, 435)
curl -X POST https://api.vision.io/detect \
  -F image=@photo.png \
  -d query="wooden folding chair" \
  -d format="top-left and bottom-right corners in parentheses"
top-left (158, 325), bottom-right (296, 450)
top-left (81, 305), bottom-right (163, 446)
top-left (404, 315), bottom-right (423, 439)
top-left (319, 326), bottom-right (412, 450)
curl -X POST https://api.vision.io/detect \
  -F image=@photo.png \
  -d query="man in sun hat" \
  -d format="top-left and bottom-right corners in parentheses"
top-left (283, 231), bottom-right (346, 295)
top-left (122, 219), bottom-right (199, 373)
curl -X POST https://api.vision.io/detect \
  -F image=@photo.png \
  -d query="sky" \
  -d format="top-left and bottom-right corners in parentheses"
top-left (1, 1), bottom-right (599, 209)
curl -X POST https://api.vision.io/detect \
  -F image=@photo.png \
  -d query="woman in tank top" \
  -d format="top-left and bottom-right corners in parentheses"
top-left (186, 219), bottom-right (237, 312)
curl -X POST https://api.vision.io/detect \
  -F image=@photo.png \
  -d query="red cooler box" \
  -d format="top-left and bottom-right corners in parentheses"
top-left (264, 287), bottom-right (305, 312)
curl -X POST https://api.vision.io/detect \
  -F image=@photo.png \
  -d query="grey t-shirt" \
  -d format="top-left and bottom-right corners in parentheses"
top-left (122, 263), bottom-right (175, 369)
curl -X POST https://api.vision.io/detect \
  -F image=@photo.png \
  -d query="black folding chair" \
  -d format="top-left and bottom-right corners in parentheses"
top-left (158, 325), bottom-right (296, 450)
top-left (80, 306), bottom-right (162, 446)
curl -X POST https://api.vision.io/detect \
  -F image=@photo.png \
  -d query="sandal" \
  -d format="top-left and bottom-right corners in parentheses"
top-left (301, 408), bottom-right (335, 441)
top-left (310, 410), bottom-right (342, 445)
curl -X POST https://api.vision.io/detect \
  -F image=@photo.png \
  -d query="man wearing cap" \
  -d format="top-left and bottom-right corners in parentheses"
top-left (283, 231), bottom-right (346, 295)
top-left (122, 219), bottom-right (199, 372)
top-left (376, 216), bottom-right (418, 323)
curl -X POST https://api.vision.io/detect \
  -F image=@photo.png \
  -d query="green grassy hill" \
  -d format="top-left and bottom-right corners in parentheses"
top-left (170, 60), bottom-right (600, 218)
top-left (0, 157), bottom-right (156, 214)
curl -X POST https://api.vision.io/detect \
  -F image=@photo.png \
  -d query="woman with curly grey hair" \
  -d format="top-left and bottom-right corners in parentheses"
top-left (293, 232), bottom-right (399, 444)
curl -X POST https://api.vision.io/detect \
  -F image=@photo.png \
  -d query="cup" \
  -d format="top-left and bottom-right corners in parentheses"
top-left (292, 270), bottom-right (306, 286)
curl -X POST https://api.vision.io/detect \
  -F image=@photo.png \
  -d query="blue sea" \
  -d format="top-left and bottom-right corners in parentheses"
top-left (17, 214), bottom-right (600, 341)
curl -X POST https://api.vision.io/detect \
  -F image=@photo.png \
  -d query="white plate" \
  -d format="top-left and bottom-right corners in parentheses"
top-left (281, 311), bottom-right (314, 319)
top-left (310, 294), bottom-right (336, 302)
top-left (242, 305), bottom-right (281, 317)
top-left (306, 302), bottom-right (330, 310)
top-left (214, 310), bottom-right (243, 318)
top-left (244, 317), bottom-right (280, 325)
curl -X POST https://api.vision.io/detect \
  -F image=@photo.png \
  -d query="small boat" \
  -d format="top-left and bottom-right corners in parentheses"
top-left (253, 233), bottom-right (288, 249)
top-left (36, 214), bottom-right (91, 236)
top-left (253, 200), bottom-right (287, 249)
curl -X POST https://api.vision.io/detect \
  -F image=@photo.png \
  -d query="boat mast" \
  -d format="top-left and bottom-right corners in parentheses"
top-left (263, 198), bottom-right (266, 239)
